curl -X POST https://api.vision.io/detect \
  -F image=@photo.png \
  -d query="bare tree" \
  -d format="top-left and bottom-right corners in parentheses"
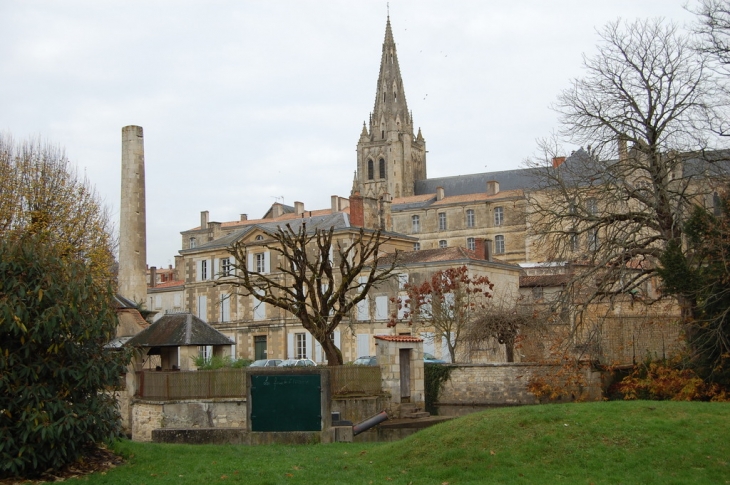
top-left (225, 224), bottom-right (399, 366)
top-left (526, 19), bottom-right (727, 325)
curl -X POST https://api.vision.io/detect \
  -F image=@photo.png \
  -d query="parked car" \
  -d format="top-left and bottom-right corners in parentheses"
top-left (352, 356), bottom-right (377, 366)
top-left (279, 358), bottom-right (317, 367)
top-left (424, 352), bottom-right (446, 364)
top-left (249, 359), bottom-right (282, 367)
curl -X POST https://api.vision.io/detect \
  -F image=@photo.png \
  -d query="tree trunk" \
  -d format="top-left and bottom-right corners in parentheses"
top-left (320, 334), bottom-right (343, 366)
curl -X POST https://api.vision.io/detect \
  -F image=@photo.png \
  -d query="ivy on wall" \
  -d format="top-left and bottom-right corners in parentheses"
top-left (424, 363), bottom-right (454, 415)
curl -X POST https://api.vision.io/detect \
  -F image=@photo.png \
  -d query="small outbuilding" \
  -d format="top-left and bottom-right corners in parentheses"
top-left (125, 312), bottom-right (234, 371)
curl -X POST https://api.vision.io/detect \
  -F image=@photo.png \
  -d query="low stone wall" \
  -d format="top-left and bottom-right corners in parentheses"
top-left (331, 395), bottom-right (389, 424)
top-left (131, 398), bottom-right (247, 442)
top-left (435, 363), bottom-right (602, 415)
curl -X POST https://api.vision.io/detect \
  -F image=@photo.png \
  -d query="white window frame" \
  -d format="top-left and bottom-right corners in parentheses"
top-left (495, 235), bottom-right (505, 254)
top-left (467, 237), bottom-right (476, 251)
top-left (466, 209), bottom-right (475, 228)
top-left (221, 294), bottom-right (231, 322)
top-left (494, 207), bottom-right (504, 226)
top-left (398, 273), bottom-right (409, 289)
top-left (411, 215), bottom-right (420, 233)
top-left (413, 242), bottom-right (420, 251)
top-left (375, 295), bottom-right (388, 320)
top-left (295, 333), bottom-right (307, 359)
top-left (221, 257), bottom-right (232, 277)
top-left (438, 212), bottom-right (447, 231)
top-left (439, 240), bottom-right (447, 248)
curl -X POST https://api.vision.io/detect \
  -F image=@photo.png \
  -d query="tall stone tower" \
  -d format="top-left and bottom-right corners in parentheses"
top-left (118, 125), bottom-right (147, 304)
top-left (355, 16), bottom-right (427, 199)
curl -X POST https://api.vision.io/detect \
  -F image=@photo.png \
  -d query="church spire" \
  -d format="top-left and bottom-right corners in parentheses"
top-left (371, 16), bottom-right (412, 140)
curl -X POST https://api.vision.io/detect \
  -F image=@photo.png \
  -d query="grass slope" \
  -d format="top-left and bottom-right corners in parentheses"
top-left (79, 401), bottom-right (727, 485)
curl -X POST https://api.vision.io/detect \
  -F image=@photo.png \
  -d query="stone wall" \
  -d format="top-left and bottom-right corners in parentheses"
top-left (331, 395), bottom-right (389, 424)
top-left (436, 363), bottom-right (602, 416)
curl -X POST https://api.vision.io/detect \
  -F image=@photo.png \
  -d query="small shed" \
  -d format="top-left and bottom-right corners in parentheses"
top-left (125, 312), bottom-right (234, 370)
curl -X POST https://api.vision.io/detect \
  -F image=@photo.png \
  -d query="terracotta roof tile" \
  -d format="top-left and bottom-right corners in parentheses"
top-left (520, 274), bottom-right (570, 287)
top-left (391, 193), bottom-right (437, 205)
top-left (150, 280), bottom-right (185, 289)
top-left (374, 335), bottom-right (423, 343)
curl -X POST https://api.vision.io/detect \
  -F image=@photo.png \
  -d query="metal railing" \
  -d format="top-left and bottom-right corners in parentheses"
top-left (135, 365), bottom-right (382, 400)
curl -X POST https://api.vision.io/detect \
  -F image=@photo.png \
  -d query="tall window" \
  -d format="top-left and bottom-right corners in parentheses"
top-left (439, 240), bottom-right (447, 248)
top-left (221, 257), bottom-right (231, 277)
top-left (588, 228), bottom-right (599, 251)
top-left (494, 207), bottom-right (504, 226)
top-left (438, 212), bottom-right (447, 231)
top-left (569, 232), bottom-right (579, 252)
top-left (413, 242), bottom-right (420, 251)
top-left (379, 158), bottom-right (386, 178)
top-left (367, 160), bottom-right (374, 180)
top-left (466, 209), bottom-right (475, 228)
top-left (189, 237), bottom-right (197, 248)
top-left (495, 235), bottom-right (505, 254)
top-left (295, 333), bottom-right (307, 359)
top-left (201, 260), bottom-right (208, 280)
top-left (467, 237), bottom-right (476, 251)
top-left (256, 253), bottom-right (266, 273)
top-left (586, 198), bottom-right (598, 215)
top-left (412, 215), bottom-right (420, 233)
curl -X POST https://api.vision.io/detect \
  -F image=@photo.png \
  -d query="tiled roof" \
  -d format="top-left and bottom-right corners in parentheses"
top-left (415, 168), bottom-right (541, 196)
top-left (378, 247), bottom-right (486, 266)
top-left (187, 208), bottom-right (345, 232)
top-left (374, 335), bottom-right (423, 343)
top-left (520, 274), bottom-right (570, 288)
top-left (125, 313), bottom-right (234, 347)
top-left (149, 279), bottom-right (185, 290)
top-left (115, 308), bottom-right (149, 338)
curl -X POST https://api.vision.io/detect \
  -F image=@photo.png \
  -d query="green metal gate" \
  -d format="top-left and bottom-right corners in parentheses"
top-left (250, 374), bottom-right (322, 431)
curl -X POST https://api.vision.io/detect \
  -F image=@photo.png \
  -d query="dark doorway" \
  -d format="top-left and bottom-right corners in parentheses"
top-left (254, 336), bottom-right (267, 360)
top-left (399, 348), bottom-right (411, 403)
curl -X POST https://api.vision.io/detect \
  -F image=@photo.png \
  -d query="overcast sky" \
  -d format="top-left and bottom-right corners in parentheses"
top-left (0, 1), bottom-right (698, 268)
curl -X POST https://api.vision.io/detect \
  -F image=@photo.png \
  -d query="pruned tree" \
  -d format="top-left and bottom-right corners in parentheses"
top-left (389, 266), bottom-right (493, 363)
top-left (526, 19), bottom-right (728, 330)
top-left (0, 136), bottom-right (124, 477)
top-left (225, 224), bottom-right (399, 366)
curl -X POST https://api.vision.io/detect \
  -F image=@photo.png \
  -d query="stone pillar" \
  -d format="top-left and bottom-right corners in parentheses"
top-left (119, 125), bottom-right (147, 304)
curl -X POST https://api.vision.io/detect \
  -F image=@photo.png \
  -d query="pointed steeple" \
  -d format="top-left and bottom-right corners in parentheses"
top-left (370, 16), bottom-right (412, 141)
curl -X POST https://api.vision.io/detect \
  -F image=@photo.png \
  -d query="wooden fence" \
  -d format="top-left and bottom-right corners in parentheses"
top-left (135, 366), bottom-right (382, 400)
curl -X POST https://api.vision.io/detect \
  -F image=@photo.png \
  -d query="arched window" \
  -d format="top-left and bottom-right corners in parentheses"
top-left (379, 158), bottom-right (386, 179)
top-left (367, 160), bottom-right (374, 180)
top-left (495, 235), bottom-right (505, 254)
top-left (439, 240), bottom-right (447, 249)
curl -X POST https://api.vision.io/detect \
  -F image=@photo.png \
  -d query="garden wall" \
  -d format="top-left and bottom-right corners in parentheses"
top-left (435, 363), bottom-right (602, 416)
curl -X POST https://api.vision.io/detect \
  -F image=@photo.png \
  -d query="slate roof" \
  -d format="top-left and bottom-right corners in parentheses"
top-left (182, 212), bottom-right (352, 253)
top-left (414, 168), bottom-right (541, 197)
top-left (125, 313), bottom-right (234, 347)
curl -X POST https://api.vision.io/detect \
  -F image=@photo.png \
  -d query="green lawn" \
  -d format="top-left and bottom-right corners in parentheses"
top-left (77, 401), bottom-right (728, 485)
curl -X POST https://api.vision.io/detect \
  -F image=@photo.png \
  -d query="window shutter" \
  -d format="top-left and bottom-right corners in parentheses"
top-left (375, 296), bottom-right (388, 320)
top-left (247, 253), bottom-right (253, 272)
top-left (334, 330), bottom-right (341, 350)
top-left (264, 251), bottom-right (270, 273)
top-left (315, 341), bottom-right (322, 363)
top-left (221, 294), bottom-right (230, 322)
top-left (357, 334), bottom-right (370, 358)
top-left (230, 256), bottom-right (236, 276)
top-left (196, 260), bottom-right (202, 282)
top-left (214, 258), bottom-right (219, 279)
top-left (421, 332), bottom-right (435, 356)
top-left (197, 295), bottom-right (207, 320)
top-left (287, 333), bottom-right (295, 359)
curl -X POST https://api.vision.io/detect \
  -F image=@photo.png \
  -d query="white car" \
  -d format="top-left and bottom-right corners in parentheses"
top-left (278, 358), bottom-right (317, 367)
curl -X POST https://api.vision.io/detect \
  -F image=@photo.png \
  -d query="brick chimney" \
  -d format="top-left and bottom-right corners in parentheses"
top-left (240, 214), bottom-right (248, 221)
top-left (349, 192), bottom-right (364, 227)
top-left (473, 238), bottom-right (493, 262)
top-left (149, 266), bottom-right (157, 288)
top-left (552, 157), bottom-right (566, 168)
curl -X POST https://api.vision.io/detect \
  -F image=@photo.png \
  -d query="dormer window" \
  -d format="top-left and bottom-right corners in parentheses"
top-left (255, 235), bottom-right (264, 241)
top-left (189, 237), bottom-right (197, 248)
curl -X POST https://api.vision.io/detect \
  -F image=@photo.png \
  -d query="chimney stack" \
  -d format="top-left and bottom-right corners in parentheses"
top-left (618, 135), bottom-right (628, 163)
top-left (486, 180), bottom-right (500, 196)
top-left (240, 214), bottom-right (248, 221)
top-left (118, 125), bottom-right (148, 303)
top-left (436, 186), bottom-right (445, 201)
top-left (551, 157), bottom-right (566, 168)
top-left (295, 201), bottom-right (305, 215)
top-left (200, 210), bottom-right (209, 229)
top-left (150, 266), bottom-right (157, 288)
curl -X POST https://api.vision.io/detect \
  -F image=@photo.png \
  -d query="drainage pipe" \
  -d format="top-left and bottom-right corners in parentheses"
top-left (352, 410), bottom-right (389, 436)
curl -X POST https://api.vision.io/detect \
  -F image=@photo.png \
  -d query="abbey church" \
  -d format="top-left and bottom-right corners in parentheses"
top-left (140, 17), bottom-right (680, 367)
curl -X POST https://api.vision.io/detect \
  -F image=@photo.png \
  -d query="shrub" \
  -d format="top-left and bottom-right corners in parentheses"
top-left (191, 355), bottom-right (252, 370)
top-left (0, 236), bottom-right (129, 478)
top-left (615, 358), bottom-right (729, 401)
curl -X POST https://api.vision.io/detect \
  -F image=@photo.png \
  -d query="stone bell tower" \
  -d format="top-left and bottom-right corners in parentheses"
top-left (354, 16), bottom-right (427, 200)
top-left (118, 125), bottom-right (147, 304)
